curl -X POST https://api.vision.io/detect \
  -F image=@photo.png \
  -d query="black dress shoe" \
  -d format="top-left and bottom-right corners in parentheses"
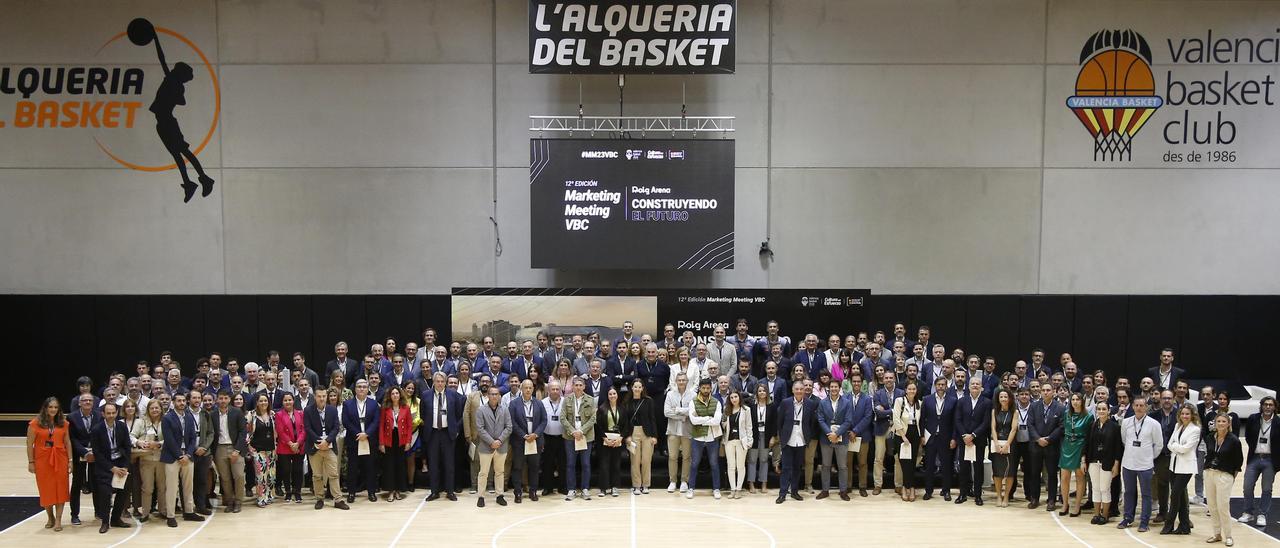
top-left (183, 513), bottom-right (205, 522)
top-left (1159, 527), bottom-right (1174, 535)
top-left (334, 500), bottom-right (350, 510)
top-left (530, 493), bottom-right (539, 502)
top-left (346, 495), bottom-right (355, 503)
top-left (542, 488), bottom-right (553, 496)
top-left (1028, 501), bottom-right (1039, 509)
top-left (955, 495), bottom-right (967, 504)
top-left (496, 496), bottom-right (507, 506)
top-left (426, 492), bottom-right (440, 501)
top-left (790, 492), bottom-right (803, 501)
top-left (923, 493), bottom-right (933, 501)
top-left (477, 497), bottom-right (485, 508)
top-left (775, 495), bottom-right (786, 504)
top-left (368, 494), bottom-right (378, 502)
top-left (515, 492), bottom-right (523, 504)
top-left (859, 488), bottom-right (868, 497)
top-left (99, 522), bottom-right (110, 534)
top-left (167, 517), bottom-right (178, 527)
top-left (315, 500), bottom-right (325, 510)
top-left (446, 492), bottom-right (457, 501)
top-left (816, 491), bottom-right (829, 500)
top-left (111, 520), bottom-right (131, 528)
top-left (839, 491), bottom-right (850, 501)
top-left (1046, 502), bottom-right (1057, 512)
top-left (943, 493), bottom-right (952, 502)
top-left (196, 507), bottom-right (212, 516)
top-left (975, 497), bottom-right (984, 506)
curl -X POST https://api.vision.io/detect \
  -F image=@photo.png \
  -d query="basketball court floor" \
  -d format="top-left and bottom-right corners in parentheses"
top-left (0, 438), bottom-right (1274, 548)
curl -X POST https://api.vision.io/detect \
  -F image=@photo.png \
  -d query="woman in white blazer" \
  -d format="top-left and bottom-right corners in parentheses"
top-left (891, 383), bottom-right (923, 501)
top-left (667, 347), bottom-right (703, 396)
top-left (720, 391), bottom-right (754, 499)
top-left (1164, 405), bottom-right (1201, 535)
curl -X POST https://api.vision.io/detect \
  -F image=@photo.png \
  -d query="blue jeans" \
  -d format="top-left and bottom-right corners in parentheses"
top-left (689, 439), bottom-right (721, 491)
top-left (564, 439), bottom-right (591, 492)
top-left (1123, 467), bottom-right (1154, 526)
top-left (1243, 455), bottom-right (1276, 516)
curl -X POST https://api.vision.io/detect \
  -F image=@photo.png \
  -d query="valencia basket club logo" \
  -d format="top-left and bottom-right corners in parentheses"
top-left (1066, 29), bottom-right (1163, 161)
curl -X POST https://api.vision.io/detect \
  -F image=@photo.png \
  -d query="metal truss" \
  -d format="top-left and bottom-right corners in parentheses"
top-left (529, 115), bottom-right (734, 137)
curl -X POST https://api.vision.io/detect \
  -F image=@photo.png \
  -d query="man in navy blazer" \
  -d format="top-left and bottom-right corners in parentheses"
top-left (68, 396), bottom-right (99, 525)
top-left (816, 379), bottom-right (853, 500)
top-left (953, 378), bottom-right (992, 505)
top-left (508, 341), bottom-right (543, 381)
top-left (508, 379), bottom-right (547, 503)
top-left (792, 335), bottom-right (826, 380)
top-left (90, 403), bottom-right (131, 533)
top-left (843, 374), bottom-right (874, 496)
top-left (582, 359), bottom-right (613, 398)
top-left (160, 393), bottom-right (203, 526)
top-left (303, 387), bottom-right (346, 509)
top-left (921, 377), bottom-right (958, 501)
top-left (423, 372), bottom-right (466, 501)
top-left (872, 372), bottom-right (904, 494)
top-left (776, 381), bottom-right (818, 503)
top-left (341, 380), bottom-right (381, 503)
top-left (1026, 382), bottom-right (1065, 511)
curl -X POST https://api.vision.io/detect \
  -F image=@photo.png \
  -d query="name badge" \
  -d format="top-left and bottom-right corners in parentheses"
top-left (551, 415), bottom-right (559, 421)
top-left (793, 419), bottom-right (801, 426)
top-left (111, 450), bottom-right (122, 460)
top-left (1261, 437), bottom-right (1269, 444)
top-left (1132, 440), bottom-right (1141, 448)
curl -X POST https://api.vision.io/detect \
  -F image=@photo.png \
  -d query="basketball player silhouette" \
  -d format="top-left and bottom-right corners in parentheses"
top-left (128, 18), bottom-right (214, 203)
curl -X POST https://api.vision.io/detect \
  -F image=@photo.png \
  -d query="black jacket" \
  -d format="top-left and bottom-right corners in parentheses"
top-left (1205, 433), bottom-right (1243, 475)
top-left (1085, 417), bottom-right (1124, 470)
top-left (1244, 413), bottom-right (1279, 462)
top-left (620, 396), bottom-right (658, 438)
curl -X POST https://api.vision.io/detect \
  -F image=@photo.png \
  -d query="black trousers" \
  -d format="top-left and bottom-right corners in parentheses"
top-left (346, 440), bottom-right (379, 496)
top-left (779, 445), bottom-right (805, 496)
top-left (70, 456), bottom-right (91, 518)
top-left (511, 449), bottom-right (541, 495)
top-left (383, 430), bottom-right (407, 492)
top-left (1010, 440), bottom-right (1030, 498)
top-left (426, 429), bottom-right (457, 493)
top-left (193, 452), bottom-right (212, 510)
top-left (278, 454), bottom-right (304, 497)
top-left (1153, 453), bottom-right (1172, 517)
top-left (598, 445), bottom-right (622, 491)
top-left (1027, 442), bottom-right (1060, 503)
top-left (93, 473), bottom-right (127, 522)
top-left (958, 442), bottom-right (987, 497)
top-left (1168, 472), bottom-right (1192, 530)
top-left (541, 436), bottom-right (567, 493)
top-left (923, 438), bottom-right (953, 494)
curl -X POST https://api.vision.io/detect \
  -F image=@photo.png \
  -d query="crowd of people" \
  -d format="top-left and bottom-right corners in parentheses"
top-left (26, 321), bottom-right (1272, 547)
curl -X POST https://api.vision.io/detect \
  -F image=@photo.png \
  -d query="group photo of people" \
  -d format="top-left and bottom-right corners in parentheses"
top-left (26, 321), bottom-right (1271, 548)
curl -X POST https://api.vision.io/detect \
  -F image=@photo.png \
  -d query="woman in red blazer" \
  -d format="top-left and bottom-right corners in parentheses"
top-left (274, 394), bottom-right (306, 503)
top-left (379, 386), bottom-right (412, 501)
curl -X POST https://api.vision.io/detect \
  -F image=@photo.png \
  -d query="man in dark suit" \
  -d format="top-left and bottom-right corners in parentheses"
top-left (844, 374), bottom-right (873, 497)
top-left (816, 379), bottom-right (853, 500)
top-left (954, 377), bottom-right (992, 505)
top-left (1147, 348), bottom-right (1185, 392)
top-left (304, 387), bottom-right (347, 510)
top-left (1027, 381), bottom-right (1065, 511)
top-left (423, 372), bottom-right (466, 501)
top-left (68, 395), bottom-right (98, 526)
top-left (509, 341), bottom-right (543, 382)
top-left (90, 403), bottom-right (131, 533)
top-left (508, 379), bottom-right (547, 503)
top-left (325, 341), bottom-right (361, 388)
top-left (792, 334), bottom-right (826, 380)
top-left (776, 381), bottom-right (818, 504)
top-left (341, 379), bottom-right (381, 503)
top-left (921, 376), bottom-right (958, 501)
top-left (253, 371), bottom-right (285, 411)
top-left (582, 359), bottom-right (612, 398)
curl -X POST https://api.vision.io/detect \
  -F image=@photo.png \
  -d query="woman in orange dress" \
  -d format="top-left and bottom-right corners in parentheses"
top-left (27, 396), bottom-right (71, 531)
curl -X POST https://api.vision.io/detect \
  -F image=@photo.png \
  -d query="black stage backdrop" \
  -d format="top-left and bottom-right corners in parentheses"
top-left (4, 293), bottom-right (1277, 433)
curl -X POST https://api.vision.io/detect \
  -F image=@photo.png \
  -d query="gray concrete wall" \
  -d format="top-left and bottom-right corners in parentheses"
top-left (2, 0), bottom-right (1277, 294)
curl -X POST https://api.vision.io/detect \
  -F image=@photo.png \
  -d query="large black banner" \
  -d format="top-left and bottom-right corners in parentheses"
top-left (529, 138), bottom-right (735, 270)
top-left (451, 288), bottom-right (870, 350)
top-left (529, 1), bottom-right (736, 74)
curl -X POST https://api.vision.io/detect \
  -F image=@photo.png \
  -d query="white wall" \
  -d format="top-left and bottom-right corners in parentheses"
top-left (1, 0), bottom-right (1278, 294)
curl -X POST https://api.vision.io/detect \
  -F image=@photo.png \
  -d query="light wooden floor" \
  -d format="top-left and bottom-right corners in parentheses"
top-left (0, 437), bottom-right (1270, 548)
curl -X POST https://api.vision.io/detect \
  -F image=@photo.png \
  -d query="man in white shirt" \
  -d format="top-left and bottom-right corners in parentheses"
top-left (1119, 397), bottom-right (1164, 532)
top-left (539, 380), bottom-right (567, 496)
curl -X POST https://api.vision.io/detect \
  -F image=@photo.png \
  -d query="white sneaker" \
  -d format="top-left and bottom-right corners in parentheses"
top-left (685, 489), bottom-right (694, 499)
top-left (1237, 513), bottom-right (1254, 524)
top-left (611, 488), bottom-right (619, 497)
top-left (565, 490), bottom-right (576, 501)
top-left (667, 482), bottom-right (676, 493)
top-left (680, 482), bottom-right (689, 492)
top-left (632, 488), bottom-right (640, 495)
top-left (713, 489), bottom-right (722, 500)
top-left (583, 492), bottom-right (592, 501)
top-left (1258, 515), bottom-right (1268, 527)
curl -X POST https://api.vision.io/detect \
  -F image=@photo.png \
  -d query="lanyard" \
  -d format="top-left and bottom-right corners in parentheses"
top-left (1133, 417), bottom-right (1143, 439)
top-left (319, 408), bottom-right (327, 438)
top-left (106, 423), bottom-right (116, 452)
top-left (1018, 406), bottom-right (1029, 425)
top-left (1262, 418), bottom-right (1273, 438)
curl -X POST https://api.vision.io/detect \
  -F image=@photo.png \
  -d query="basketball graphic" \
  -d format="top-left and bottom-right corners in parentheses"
top-left (1066, 29), bottom-right (1163, 161)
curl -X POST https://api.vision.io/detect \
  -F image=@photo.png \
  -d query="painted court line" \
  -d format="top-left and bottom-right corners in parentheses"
top-left (0, 511), bottom-right (44, 536)
top-left (103, 515), bottom-right (142, 548)
top-left (172, 507), bottom-right (216, 548)
top-left (1050, 511), bottom-right (1095, 548)
top-left (1239, 522), bottom-right (1280, 545)
top-left (386, 497), bottom-right (427, 548)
